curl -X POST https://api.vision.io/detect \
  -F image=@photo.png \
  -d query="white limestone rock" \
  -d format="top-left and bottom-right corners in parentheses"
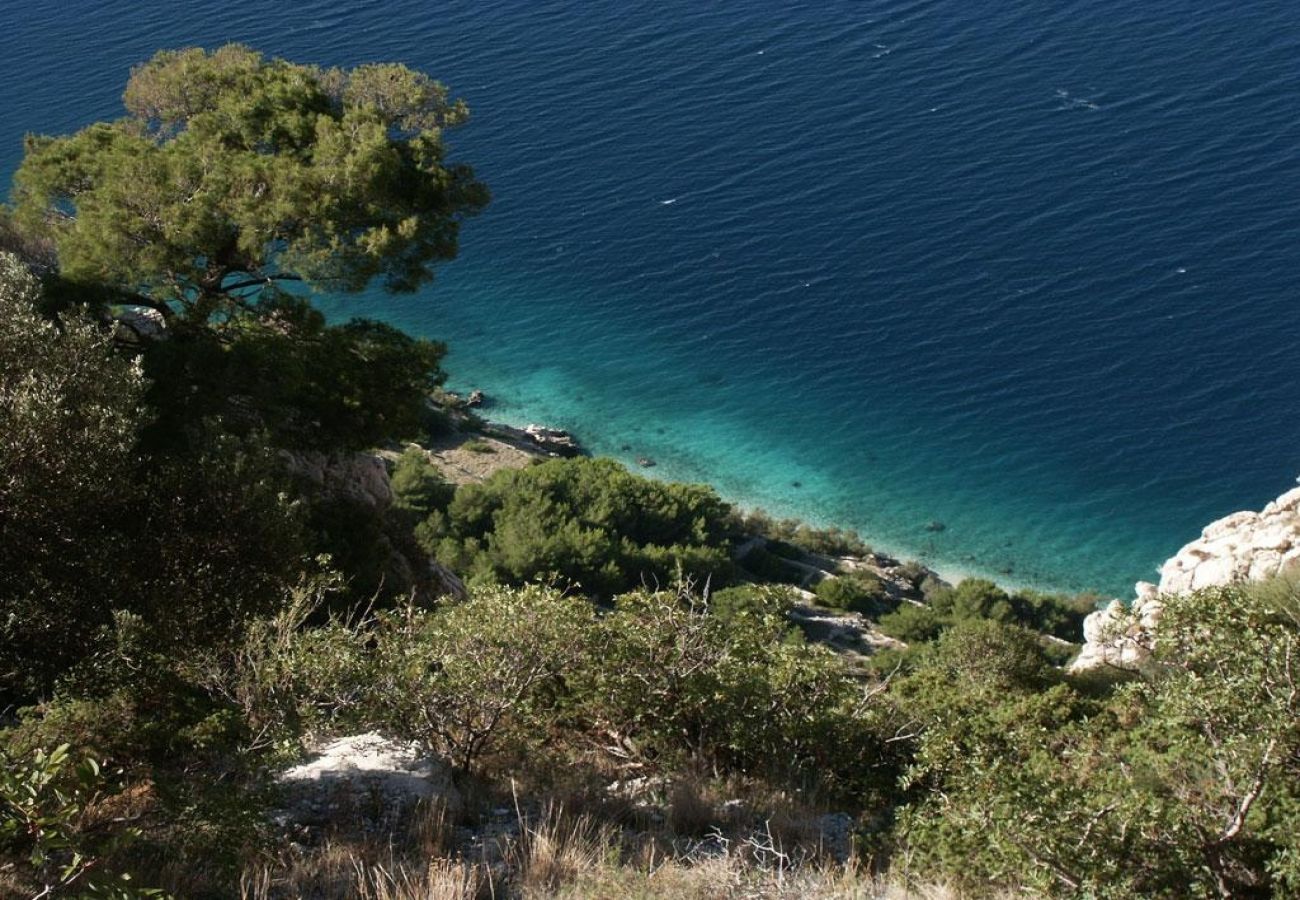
top-left (1072, 486), bottom-right (1300, 673)
top-left (275, 732), bottom-right (459, 828)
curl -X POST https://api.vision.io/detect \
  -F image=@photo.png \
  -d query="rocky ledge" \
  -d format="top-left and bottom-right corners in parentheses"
top-left (1072, 486), bottom-right (1300, 672)
top-left (522, 424), bottom-right (583, 457)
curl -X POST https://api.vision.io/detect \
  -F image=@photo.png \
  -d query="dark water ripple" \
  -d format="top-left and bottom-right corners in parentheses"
top-left (2, 0), bottom-right (1298, 594)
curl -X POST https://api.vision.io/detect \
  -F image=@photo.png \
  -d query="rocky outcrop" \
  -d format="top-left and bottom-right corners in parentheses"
top-left (1072, 487), bottom-right (1300, 672)
top-left (523, 424), bottom-right (582, 457)
top-left (1157, 487), bottom-right (1300, 593)
top-left (274, 732), bottom-right (460, 830)
top-left (1069, 582), bottom-right (1165, 673)
top-left (428, 559), bottom-right (469, 602)
top-left (282, 449), bottom-right (470, 602)
top-left (282, 450), bottom-right (393, 510)
top-left (112, 305), bottom-right (168, 342)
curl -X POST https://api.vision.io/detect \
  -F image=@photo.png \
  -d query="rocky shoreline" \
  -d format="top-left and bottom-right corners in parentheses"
top-left (1072, 485), bottom-right (1300, 672)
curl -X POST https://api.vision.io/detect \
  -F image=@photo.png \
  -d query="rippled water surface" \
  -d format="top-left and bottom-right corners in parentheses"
top-left (3, 0), bottom-right (1298, 594)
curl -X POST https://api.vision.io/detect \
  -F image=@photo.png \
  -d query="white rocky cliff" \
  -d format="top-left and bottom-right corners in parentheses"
top-left (1072, 486), bottom-right (1300, 672)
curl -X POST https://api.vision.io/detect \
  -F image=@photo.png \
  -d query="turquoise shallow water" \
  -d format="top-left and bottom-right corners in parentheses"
top-left (3, 0), bottom-right (1299, 595)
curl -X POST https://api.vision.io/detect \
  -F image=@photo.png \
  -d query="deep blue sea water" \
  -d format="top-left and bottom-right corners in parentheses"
top-left (3, 0), bottom-right (1298, 596)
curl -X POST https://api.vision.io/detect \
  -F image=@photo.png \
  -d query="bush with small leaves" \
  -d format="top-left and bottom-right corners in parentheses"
top-left (419, 458), bottom-right (735, 597)
top-left (0, 743), bottom-right (161, 898)
top-left (813, 573), bottom-right (890, 614)
top-left (895, 577), bottom-right (1300, 896)
top-left (369, 584), bottom-right (593, 773)
top-left (573, 585), bottom-right (886, 794)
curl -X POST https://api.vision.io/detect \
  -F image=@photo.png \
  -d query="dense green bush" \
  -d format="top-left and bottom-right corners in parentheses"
top-left (738, 510), bottom-right (873, 558)
top-left (707, 583), bottom-right (797, 624)
top-left (877, 602), bottom-right (945, 643)
top-left (141, 298), bottom-right (447, 453)
top-left (813, 572), bottom-right (891, 614)
top-left (370, 585), bottom-right (591, 773)
top-left (390, 446), bottom-right (456, 526)
top-left (418, 457), bottom-right (735, 597)
top-left (878, 577), bottom-right (1092, 648)
top-left (574, 586), bottom-right (885, 792)
top-left (736, 543), bottom-right (803, 585)
top-left (0, 256), bottom-right (307, 702)
top-left (894, 577), bottom-right (1300, 896)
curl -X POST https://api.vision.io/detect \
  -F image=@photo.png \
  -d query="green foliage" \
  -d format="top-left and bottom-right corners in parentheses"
top-left (0, 253), bottom-right (145, 698)
top-left (927, 578), bottom-right (1016, 624)
top-left (141, 297), bottom-right (447, 452)
top-left (369, 585), bottom-right (591, 773)
top-left (738, 510), bottom-right (873, 558)
top-left (893, 559), bottom-right (930, 589)
top-left (877, 603), bottom-right (944, 643)
top-left (13, 44), bottom-right (487, 324)
top-left (389, 446), bottom-right (455, 526)
top-left (0, 252), bottom-right (307, 703)
top-left (878, 577), bottom-right (1091, 647)
top-left (895, 577), bottom-right (1300, 897)
top-left (0, 744), bottom-right (161, 898)
top-left (813, 572), bottom-right (890, 614)
top-left (575, 585), bottom-right (885, 793)
top-left (737, 543), bottom-right (805, 585)
top-left (419, 457), bottom-right (735, 597)
top-left (707, 583), bottom-right (797, 624)
top-left (927, 620), bottom-right (1058, 692)
top-left (0, 206), bottom-right (47, 268)
top-left (191, 575), bottom-right (371, 747)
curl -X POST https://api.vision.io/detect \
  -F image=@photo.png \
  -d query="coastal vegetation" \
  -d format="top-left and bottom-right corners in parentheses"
top-left (2, 45), bottom-right (1297, 899)
top-left (410, 456), bottom-right (735, 597)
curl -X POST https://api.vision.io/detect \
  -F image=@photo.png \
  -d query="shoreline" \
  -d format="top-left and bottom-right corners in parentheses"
top-left (431, 402), bottom-right (1104, 600)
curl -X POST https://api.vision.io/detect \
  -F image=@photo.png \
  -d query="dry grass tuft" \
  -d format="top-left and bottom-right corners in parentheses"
top-left (511, 802), bottom-right (615, 895)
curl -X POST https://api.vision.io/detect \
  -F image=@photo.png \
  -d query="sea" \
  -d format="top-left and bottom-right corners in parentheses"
top-left (2, 0), bottom-right (1298, 597)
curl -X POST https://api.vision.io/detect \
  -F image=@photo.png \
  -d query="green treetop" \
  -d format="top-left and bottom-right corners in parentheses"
top-left (11, 44), bottom-right (489, 325)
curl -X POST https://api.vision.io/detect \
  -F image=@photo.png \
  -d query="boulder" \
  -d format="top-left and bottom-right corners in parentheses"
top-left (113, 305), bottom-right (168, 342)
top-left (282, 450), bottom-right (393, 510)
top-left (814, 813), bottom-right (857, 864)
top-left (274, 732), bottom-right (460, 829)
top-left (523, 424), bottom-right (582, 457)
top-left (428, 560), bottom-right (469, 602)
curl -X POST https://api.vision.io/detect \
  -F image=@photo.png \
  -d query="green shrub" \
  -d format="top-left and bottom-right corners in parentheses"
top-left (878, 603), bottom-right (944, 643)
top-left (737, 544), bottom-right (804, 585)
top-left (813, 573), bottom-right (889, 614)
top-left (573, 585), bottom-right (884, 793)
top-left (0, 743), bottom-right (159, 898)
top-left (390, 447), bottom-right (454, 522)
top-left (0, 258), bottom-right (308, 702)
top-left (894, 560), bottom-right (930, 589)
top-left (737, 511), bottom-right (872, 558)
top-left (418, 457), bottom-right (735, 597)
top-left (708, 583), bottom-right (796, 624)
top-left (895, 578), bottom-right (1300, 896)
top-left (878, 578), bottom-right (1093, 649)
top-left (370, 585), bottom-right (592, 773)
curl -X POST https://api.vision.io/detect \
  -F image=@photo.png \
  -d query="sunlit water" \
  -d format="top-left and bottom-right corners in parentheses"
top-left (3, 0), bottom-right (1298, 595)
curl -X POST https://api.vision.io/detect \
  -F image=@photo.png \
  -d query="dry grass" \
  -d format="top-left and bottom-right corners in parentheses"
top-left (232, 790), bottom-right (986, 900)
top-left (240, 849), bottom-right (489, 900)
top-left (225, 756), bottom-right (1018, 900)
